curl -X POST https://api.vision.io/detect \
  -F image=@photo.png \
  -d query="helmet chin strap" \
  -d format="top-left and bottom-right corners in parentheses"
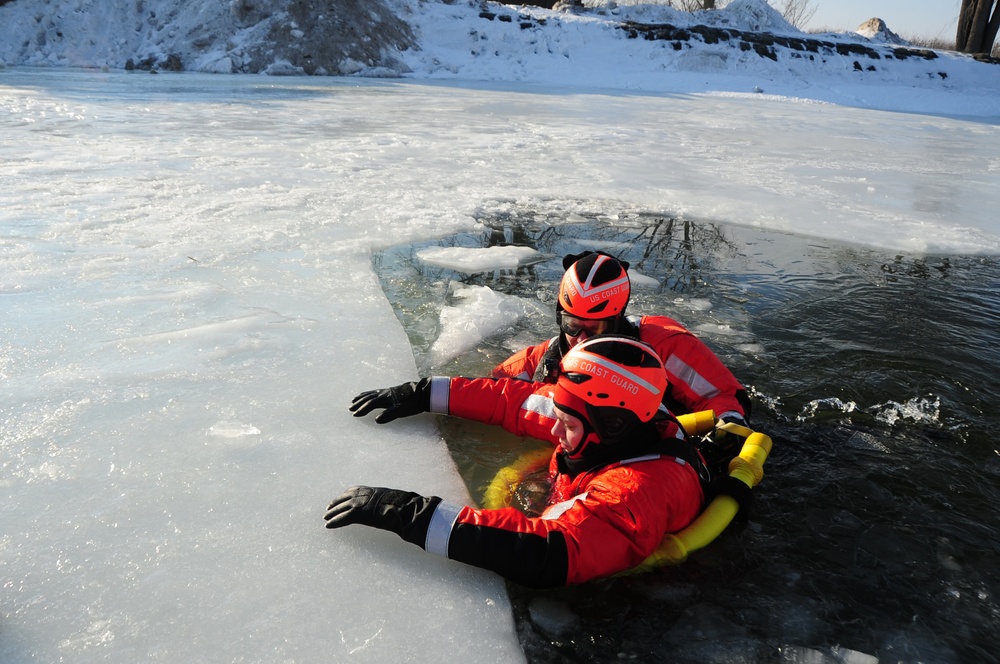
top-left (565, 432), bottom-right (601, 459)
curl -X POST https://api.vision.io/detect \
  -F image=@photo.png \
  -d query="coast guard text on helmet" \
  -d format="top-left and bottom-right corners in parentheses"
top-left (563, 356), bottom-right (642, 395)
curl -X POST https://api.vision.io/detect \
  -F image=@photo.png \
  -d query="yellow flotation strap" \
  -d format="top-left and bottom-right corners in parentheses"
top-left (675, 410), bottom-right (718, 437)
top-left (623, 426), bottom-right (772, 574)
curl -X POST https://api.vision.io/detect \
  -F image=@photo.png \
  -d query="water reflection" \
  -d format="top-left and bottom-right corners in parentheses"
top-left (373, 204), bottom-right (1000, 663)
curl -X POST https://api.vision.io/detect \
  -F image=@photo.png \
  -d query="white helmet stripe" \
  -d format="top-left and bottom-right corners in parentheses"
top-left (568, 258), bottom-right (630, 302)
top-left (582, 254), bottom-right (609, 290)
top-left (570, 347), bottom-right (661, 397)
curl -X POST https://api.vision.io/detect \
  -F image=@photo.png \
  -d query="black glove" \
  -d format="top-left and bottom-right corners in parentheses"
top-left (349, 378), bottom-right (432, 424)
top-left (324, 485), bottom-right (442, 548)
top-left (700, 415), bottom-right (750, 475)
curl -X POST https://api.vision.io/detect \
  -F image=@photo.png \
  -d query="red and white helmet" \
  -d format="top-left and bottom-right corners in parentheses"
top-left (558, 252), bottom-right (631, 319)
top-left (552, 336), bottom-right (667, 458)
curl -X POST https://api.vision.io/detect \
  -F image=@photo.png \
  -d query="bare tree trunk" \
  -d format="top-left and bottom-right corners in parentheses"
top-left (986, 4), bottom-right (1000, 53)
top-left (957, 0), bottom-right (975, 50)
top-left (957, 0), bottom-right (1000, 54)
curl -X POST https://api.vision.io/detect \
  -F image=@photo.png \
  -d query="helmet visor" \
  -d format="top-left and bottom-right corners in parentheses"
top-left (558, 312), bottom-right (615, 338)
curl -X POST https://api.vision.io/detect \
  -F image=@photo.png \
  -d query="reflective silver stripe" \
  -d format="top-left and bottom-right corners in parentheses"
top-left (424, 501), bottom-right (461, 556)
top-left (664, 355), bottom-right (720, 399)
top-left (620, 454), bottom-right (661, 464)
top-left (522, 393), bottom-right (556, 419)
top-left (621, 454), bottom-right (686, 466)
top-left (542, 492), bottom-right (589, 520)
top-left (428, 376), bottom-right (451, 414)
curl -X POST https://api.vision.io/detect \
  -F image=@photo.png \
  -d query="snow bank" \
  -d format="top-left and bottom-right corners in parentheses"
top-left (2, 0), bottom-right (998, 118)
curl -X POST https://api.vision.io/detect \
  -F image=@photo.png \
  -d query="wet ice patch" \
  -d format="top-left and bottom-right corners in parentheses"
top-left (628, 270), bottom-right (660, 289)
top-left (778, 644), bottom-right (879, 663)
top-left (844, 430), bottom-right (891, 453)
top-left (527, 597), bottom-right (579, 636)
top-left (416, 245), bottom-right (545, 275)
top-left (737, 342), bottom-right (765, 354)
top-left (430, 283), bottom-right (540, 365)
top-left (675, 297), bottom-right (714, 311)
top-left (694, 322), bottom-right (742, 336)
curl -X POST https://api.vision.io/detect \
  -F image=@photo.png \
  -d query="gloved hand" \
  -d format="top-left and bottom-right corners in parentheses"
top-left (324, 485), bottom-right (441, 548)
top-left (349, 378), bottom-right (432, 424)
top-left (699, 414), bottom-right (751, 475)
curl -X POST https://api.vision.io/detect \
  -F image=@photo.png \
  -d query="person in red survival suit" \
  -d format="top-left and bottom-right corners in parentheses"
top-left (491, 251), bottom-right (752, 431)
top-left (325, 336), bottom-right (707, 589)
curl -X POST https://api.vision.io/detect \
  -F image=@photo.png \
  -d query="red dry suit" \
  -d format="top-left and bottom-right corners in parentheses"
top-left (422, 375), bottom-right (704, 588)
top-left (491, 314), bottom-right (750, 422)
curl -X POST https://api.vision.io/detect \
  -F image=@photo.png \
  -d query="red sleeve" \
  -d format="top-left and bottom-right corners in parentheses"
top-left (446, 458), bottom-right (703, 587)
top-left (489, 338), bottom-right (554, 381)
top-left (446, 376), bottom-right (561, 445)
top-left (638, 315), bottom-right (748, 418)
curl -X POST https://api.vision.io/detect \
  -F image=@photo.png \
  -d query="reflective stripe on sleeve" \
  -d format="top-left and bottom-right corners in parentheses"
top-left (522, 393), bottom-right (557, 419)
top-left (664, 355), bottom-right (721, 399)
top-left (429, 376), bottom-right (451, 415)
top-left (424, 501), bottom-right (462, 556)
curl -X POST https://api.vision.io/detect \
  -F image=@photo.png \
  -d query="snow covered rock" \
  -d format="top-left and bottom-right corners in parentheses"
top-left (0, 0), bottom-right (415, 75)
top-left (856, 17), bottom-right (909, 45)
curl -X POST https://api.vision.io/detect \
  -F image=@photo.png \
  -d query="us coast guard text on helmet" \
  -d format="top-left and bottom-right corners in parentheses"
top-left (564, 279), bottom-right (628, 305)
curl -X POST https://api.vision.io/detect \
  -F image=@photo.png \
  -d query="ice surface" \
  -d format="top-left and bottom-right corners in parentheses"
top-left (431, 284), bottom-right (545, 365)
top-left (416, 245), bottom-right (545, 274)
top-left (2, 58), bottom-right (999, 662)
top-left (628, 271), bottom-right (661, 289)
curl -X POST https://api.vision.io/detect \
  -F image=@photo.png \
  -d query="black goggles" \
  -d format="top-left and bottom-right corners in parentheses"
top-left (558, 312), bottom-right (616, 338)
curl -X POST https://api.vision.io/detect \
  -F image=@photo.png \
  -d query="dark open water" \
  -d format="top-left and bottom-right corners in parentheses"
top-left (374, 206), bottom-right (1000, 664)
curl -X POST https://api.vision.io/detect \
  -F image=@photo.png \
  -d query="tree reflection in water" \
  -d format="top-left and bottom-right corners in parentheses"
top-left (374, 205), bottom-right (749, 379)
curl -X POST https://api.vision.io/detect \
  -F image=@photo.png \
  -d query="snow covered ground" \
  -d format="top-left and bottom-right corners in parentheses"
top-left (1, 0), bottom-right (998, 116)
